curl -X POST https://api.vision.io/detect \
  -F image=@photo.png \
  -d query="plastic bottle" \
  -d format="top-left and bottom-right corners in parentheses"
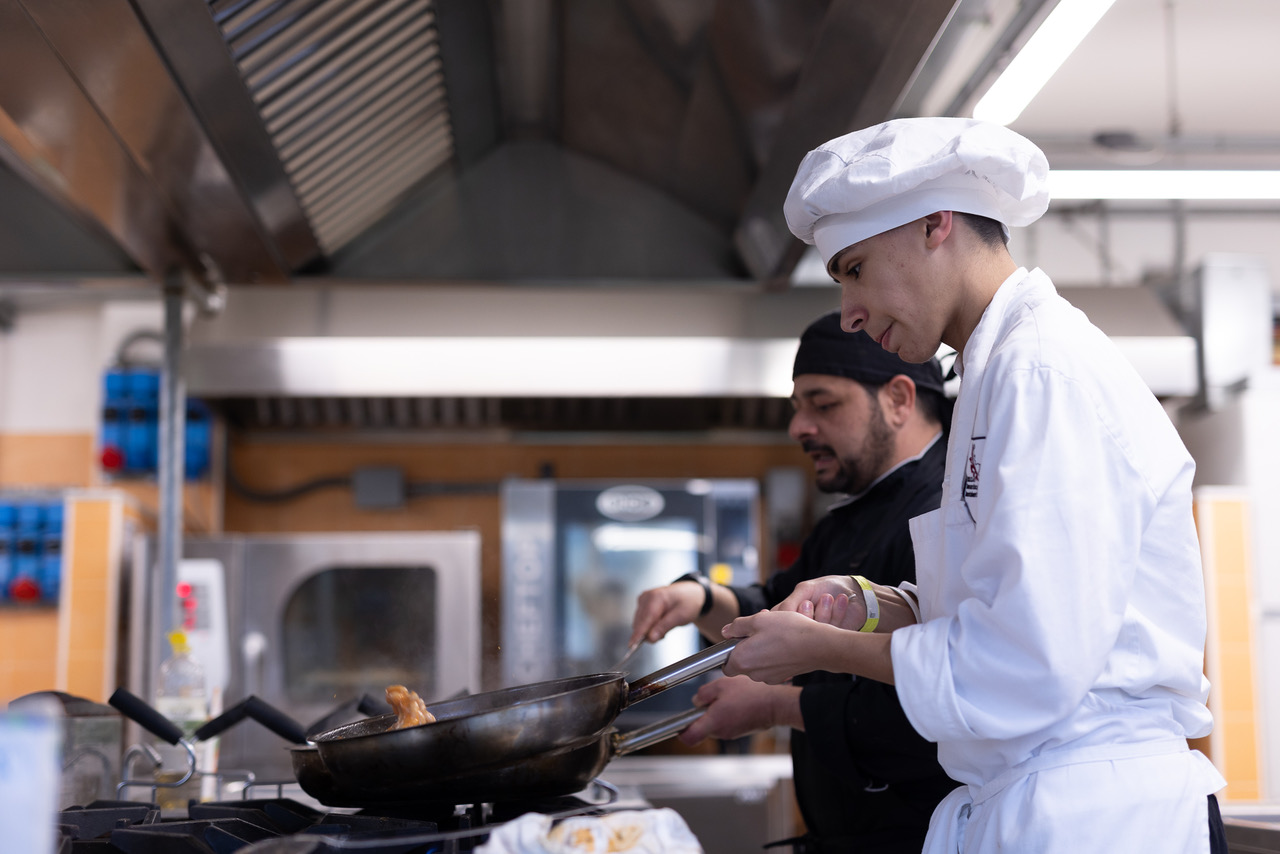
top-left (153, 630), bottom-right (210, 814)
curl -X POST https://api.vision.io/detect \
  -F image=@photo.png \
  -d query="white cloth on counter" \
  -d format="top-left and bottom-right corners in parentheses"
top-left (476, 808), bottom-right (703, 854)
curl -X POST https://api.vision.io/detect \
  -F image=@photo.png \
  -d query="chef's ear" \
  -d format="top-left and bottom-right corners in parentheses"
top-left (880, 375), bottom-right (916, 426)
top-left (922, 211), bottom-right (952, 247)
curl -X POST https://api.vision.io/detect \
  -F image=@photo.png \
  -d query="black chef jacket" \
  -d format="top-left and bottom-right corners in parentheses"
top-left (730, 437), bottom-right (959, 854)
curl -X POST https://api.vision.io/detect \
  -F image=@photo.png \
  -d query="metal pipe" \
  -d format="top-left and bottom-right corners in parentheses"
top-left (157, 273), bottom-right (187, 636)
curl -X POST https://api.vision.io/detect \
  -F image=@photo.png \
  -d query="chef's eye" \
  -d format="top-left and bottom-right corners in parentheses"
top-left (848, 263), bottom-right (861, 279)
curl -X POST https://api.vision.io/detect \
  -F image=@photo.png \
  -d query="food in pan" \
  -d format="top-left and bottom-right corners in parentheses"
top-left (386, 684), bottom-right (436, 729)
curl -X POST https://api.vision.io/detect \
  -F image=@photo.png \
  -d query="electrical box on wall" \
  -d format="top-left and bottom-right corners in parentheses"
top-left (0, 494), bottom-right (64, 606)
top-left (99, 367), bottom-right (212, 480)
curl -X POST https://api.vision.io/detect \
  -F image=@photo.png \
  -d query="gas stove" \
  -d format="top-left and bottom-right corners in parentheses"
top-left (55, 783), bottom-right (639, 854)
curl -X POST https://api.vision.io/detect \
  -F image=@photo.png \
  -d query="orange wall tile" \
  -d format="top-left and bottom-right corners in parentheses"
top-left (0, 609), bottom-right (59, 705)
top-left (58, 495), bottom-right (124, 704)
top-left (0, 434), bottom-right (94, 488)
top-left (1196, 491), bottom-right (1262, 802)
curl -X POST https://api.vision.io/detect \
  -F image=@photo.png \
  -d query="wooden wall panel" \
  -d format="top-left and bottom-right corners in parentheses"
top-left (0, 433), bottom-right (94, 488)
top-left (1194, 489), bottom-right (1263, 801)
top-left (58, 494), bottom-right (127, 704)
top-left (0, 609), bottom-right (60, 705)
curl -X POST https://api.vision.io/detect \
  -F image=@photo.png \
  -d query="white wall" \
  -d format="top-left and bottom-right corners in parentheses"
top-left (0, 299), bottom-right (164, 433)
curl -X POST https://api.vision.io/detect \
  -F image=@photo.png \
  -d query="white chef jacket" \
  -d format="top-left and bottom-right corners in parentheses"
top-left (891, 267), bottom-right (1225, 852)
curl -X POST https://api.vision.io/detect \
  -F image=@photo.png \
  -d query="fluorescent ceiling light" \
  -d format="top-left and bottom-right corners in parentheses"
top-left (1049, 170), bottom-right (1280, 200)
top-left (973, 0), bottom-right (1119, 125)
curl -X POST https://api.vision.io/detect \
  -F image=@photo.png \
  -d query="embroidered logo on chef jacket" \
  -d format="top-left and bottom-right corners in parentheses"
top-left (962, 436), bottom-right (984, 522)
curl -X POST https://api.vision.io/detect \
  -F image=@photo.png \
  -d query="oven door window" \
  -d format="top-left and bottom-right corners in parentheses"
top-left (281, 566), bottom-right (438, 704)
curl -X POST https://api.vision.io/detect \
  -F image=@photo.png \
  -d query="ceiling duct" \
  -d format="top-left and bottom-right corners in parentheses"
top-left (209, 0), bottom-right (455, 255)
top-left (0, 0), bottom-right (960, 285)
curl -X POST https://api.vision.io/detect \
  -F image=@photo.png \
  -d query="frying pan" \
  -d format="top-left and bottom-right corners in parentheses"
top-left (292, 707), bottom-right (706, 807)
top-left (311, 638), bottom-right (739, 792)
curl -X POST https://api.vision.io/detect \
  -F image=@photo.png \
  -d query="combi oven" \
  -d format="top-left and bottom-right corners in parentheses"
top-left (127, 531), bottom-right (481, 782)
top-left (501, 478), bottom-right (759, 725)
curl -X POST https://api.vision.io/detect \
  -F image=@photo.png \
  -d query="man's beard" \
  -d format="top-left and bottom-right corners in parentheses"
top-left (808, 406), bottom-right (896, 495)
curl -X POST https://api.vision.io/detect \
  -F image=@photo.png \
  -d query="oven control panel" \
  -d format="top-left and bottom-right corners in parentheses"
top-left (174, 559), bottom-right (229, 699)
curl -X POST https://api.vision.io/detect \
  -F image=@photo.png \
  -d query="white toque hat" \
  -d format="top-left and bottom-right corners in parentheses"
top-left (784, 117), bottom-right (1051, 264)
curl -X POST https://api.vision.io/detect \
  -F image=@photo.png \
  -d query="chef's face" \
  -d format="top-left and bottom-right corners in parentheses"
top-left (788, 374), bottom-right (895, 495)
top-left (828, 219), bottom-right (951, 364)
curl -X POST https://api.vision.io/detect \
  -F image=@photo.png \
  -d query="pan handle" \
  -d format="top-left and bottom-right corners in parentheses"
top-left (193, 696), bottom-right (308, 744)
top-left (624, 637), bottom-right (740, 706)
top-left (109, 688), bottom-right (186, 746)
top-left (614, 707), bottom-right (707, 756)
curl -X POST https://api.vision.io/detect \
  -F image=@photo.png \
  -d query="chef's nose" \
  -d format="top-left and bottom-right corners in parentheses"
top-left (788, 409), bottom-right (814, 441)
top-left (841, 304), bottom-right (867, 334)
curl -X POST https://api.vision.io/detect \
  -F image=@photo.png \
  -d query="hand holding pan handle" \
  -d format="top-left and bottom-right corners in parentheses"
top-left (624, 637), bottom-right (740, 706)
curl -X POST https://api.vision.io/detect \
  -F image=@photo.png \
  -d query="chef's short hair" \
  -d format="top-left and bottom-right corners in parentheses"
top-left (957, 212), bottom-right (1009, 248)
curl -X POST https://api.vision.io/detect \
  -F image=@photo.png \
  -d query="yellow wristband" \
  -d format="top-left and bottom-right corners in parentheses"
top-left (852, 575), bottom-right (879, 632)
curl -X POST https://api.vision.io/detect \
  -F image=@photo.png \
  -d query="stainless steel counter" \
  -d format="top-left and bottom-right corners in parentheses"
top-left (1221, 803), bottom-right (1280, 853)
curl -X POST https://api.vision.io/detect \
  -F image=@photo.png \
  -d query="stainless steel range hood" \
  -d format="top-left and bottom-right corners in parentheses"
top-left (180, 276), bottom-right (1205, 435)
top-left (0, 0), bottom-right (963, 286)
top-left (183, 282), bottom-right (846, 431)
top-left (0, 0), bottom-right (1212, 421)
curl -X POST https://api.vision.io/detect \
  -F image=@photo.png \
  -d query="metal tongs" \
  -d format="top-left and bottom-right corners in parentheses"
top-left (613, 638), bottom-right (644, 673)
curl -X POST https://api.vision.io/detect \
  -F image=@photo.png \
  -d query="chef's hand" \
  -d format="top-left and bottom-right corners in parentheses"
top-left (629, 582), bottom-right (703, 647)
top-left (720, 609), bottom-right (834, 684)
top-left (773, 575), bottom-right (864, 625)
top-left (776, 574), bottom-right (920, 633)
top-left (723, 605), bottom-right (897, 685)
top-left (677, 675), bottom-right (802, 745)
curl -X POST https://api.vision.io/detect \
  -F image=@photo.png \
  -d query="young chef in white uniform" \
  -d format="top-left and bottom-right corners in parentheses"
top-left (717, 117), bottom-right (1228, 853)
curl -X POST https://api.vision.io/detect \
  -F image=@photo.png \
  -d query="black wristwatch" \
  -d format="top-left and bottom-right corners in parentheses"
top-left (675, 572), bottom-right (714, 616)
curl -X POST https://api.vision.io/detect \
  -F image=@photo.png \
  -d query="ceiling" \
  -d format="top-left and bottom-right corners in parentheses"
top-left (0, 0), bottom-right (1275, 292)
top-left (960, 0), bottom-right (1280, 171)
top-left (1008, 0), bottom-right (1280, 159)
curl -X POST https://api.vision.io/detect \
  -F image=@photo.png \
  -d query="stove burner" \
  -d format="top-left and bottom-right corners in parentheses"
top-left (57, 802), bottom-right (157, 842)
top-left (110, 818), bottom-right (278, 853)
top-left (56, 786), bottom-right (620, 854)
